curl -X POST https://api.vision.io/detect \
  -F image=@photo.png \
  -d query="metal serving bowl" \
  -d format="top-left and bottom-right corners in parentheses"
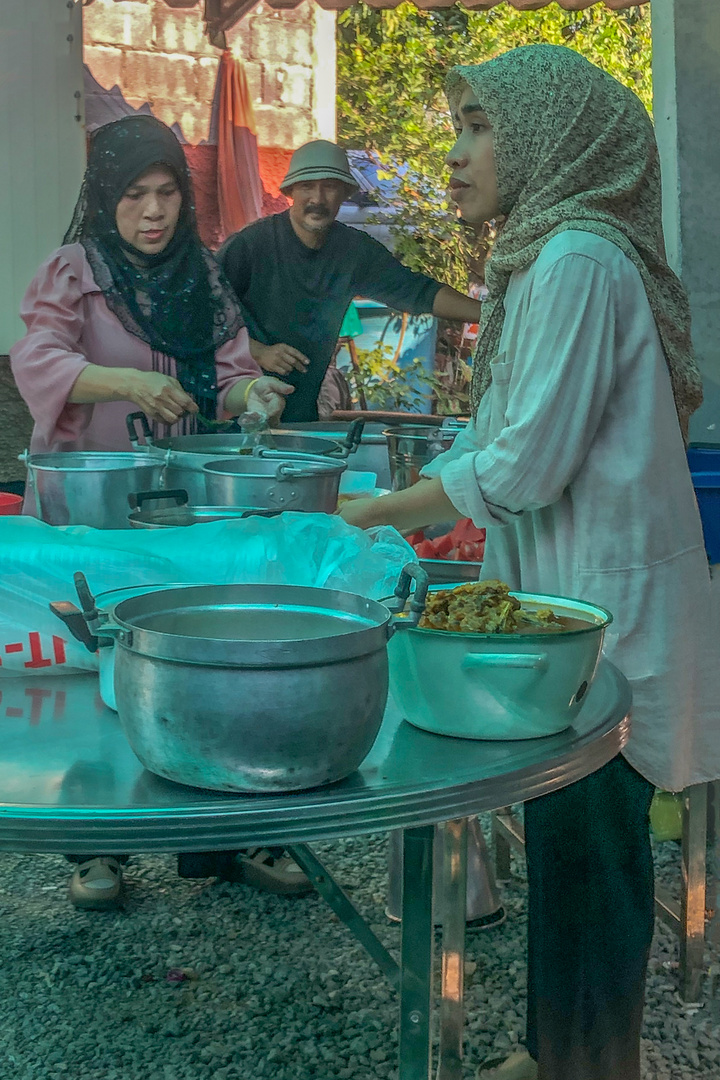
top-left (388, 590), bottom-right (613, 741)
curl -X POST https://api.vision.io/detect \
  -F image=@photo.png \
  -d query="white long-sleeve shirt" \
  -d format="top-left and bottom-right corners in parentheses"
top-left (423, 231), bottom-right (719, 792)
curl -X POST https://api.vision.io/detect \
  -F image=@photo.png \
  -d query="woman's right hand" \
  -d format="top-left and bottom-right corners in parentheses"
top-left (123, 370), bottom-right (198, 425)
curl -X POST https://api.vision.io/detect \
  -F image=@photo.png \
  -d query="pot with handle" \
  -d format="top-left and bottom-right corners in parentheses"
top-left (274, 419), bottom-right (394, 485)
top-left (50, 566), bottom-right (428, 793)
top-left (126, 412), bottom-right (362, 502)
top-left (387, 589), bottom-right (613, 740)
top-left (383, 423), bottom-right (460, 492)
top-left (21, 450), bottom-right (163, 528)
top-left (204, 456), bottom-right (346, 513)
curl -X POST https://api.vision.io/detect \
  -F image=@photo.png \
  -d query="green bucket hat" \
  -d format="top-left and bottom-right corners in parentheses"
top-left (280, 140), bottom-right (359, 194)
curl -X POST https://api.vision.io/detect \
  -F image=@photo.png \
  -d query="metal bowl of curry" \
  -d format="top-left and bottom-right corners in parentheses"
top-left (388, 581), bottom-right (613, 741)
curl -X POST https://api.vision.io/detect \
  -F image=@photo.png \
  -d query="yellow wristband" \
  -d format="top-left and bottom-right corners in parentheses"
top-left (243, 378), bottom-right (260, 410)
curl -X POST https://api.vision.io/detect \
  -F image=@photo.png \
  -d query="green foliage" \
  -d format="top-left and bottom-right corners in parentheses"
top-left (337, 3), bottom-right (652, 290)
top-left (347, 343), bottom-right (433, 411)
top-left (347, 341), bottom-right (472, 415)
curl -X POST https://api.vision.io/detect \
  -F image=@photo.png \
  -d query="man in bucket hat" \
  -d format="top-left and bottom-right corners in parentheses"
top-left (219, 139), bottom-right (482, 423)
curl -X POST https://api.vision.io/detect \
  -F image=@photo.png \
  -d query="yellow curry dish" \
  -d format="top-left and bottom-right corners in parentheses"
top-left (418, 580), bottom-right (567, 635)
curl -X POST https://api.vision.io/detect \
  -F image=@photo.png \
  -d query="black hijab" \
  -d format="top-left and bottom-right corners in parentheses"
top-left (64, 115), bottom-right (245, 424)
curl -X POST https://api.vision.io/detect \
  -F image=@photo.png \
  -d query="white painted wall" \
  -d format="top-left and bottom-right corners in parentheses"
top-left (311, 5), bottom-right (337, 142)
top-left (653, 0), bottom-right (720, 443)
top-left (0, 0), bottom-right (86, 354)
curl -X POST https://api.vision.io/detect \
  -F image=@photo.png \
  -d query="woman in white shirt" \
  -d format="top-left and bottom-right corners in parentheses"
top-left (341, 45), bottom-right (717, 1080)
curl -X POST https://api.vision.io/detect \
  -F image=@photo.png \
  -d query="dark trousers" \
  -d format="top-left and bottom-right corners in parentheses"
top-left (524, 755), bottom-right (655, 1080)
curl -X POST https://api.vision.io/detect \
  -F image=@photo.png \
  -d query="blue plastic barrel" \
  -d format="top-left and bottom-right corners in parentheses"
top-left (687, 444), bottom-right (720, 563)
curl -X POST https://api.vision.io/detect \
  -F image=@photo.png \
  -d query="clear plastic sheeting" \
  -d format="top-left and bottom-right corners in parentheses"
top-left (0, 514), bottom-right (415, 676)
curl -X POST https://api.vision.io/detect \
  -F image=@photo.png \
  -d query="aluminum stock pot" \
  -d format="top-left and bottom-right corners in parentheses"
top-left (388, 590), bottom-right (613, 741)
top-left (91, 582), bottom-right (211, 712)
top-left (383, 423), bottom-right (462, 491)
top-left (127, 412), bottom-right (361, 503)
top-left (277, 420), bottom-right (392, 488)
top-left (204, 456), bottom-right (346, 513)
top-left (21, 451), bottom-right (163, 529)
top-left (52, 568), bottom-right (428, 793)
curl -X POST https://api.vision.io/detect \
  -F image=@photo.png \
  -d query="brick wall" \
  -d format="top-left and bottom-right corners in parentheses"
top-left (82, 0), bottom-right (336, 149)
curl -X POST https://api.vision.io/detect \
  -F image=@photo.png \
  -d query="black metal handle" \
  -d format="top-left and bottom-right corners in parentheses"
top-left (126, 411), bottom-right (153, 445)
top-left (74, 571), bottom-right (101, 624)
top-left (343, 418), bottom-right (366, 454)
top-left (239, 509), bottom-right (283, 519)
top-left (128, 489), bottom-right (189, 510)
top-left (48, 601), bottom-right (99, 653)
top-left (389, 563), bottom-right (430, 627)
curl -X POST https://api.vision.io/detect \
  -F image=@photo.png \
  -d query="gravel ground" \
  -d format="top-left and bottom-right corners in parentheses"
top-left (1, 819), bottom-right (719, 1080)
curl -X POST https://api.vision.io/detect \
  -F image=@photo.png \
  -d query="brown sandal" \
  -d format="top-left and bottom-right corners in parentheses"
top-left (234, 848), bottom-right (314, 896)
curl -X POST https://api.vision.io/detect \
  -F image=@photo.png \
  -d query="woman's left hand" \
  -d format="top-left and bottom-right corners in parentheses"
top-left (246, 377), bottom-right (294, 423)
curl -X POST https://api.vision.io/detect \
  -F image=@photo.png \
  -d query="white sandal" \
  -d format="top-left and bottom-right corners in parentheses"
top-left (68, 857), bottom-right (124, 910)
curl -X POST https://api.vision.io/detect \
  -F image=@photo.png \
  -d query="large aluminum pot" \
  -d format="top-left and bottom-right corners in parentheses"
top-left (21, 451), bottom-right (163, 528)
top-left (93, 582), bottom-right (211, 711)
top-left (384, 423), bottom-right (462, 491)
top-left (53, 568), bottom-right (427, 793)
top-left (204, 456), bottom-right (346, 513)
top-left (388, 590), bottom-right (613, 740)
top-left (277, 420), bottom-right (392, 488)
top-left (127, 489), bottom-right (273, 529)
top-left (127, 412), bottom-right (361, 503)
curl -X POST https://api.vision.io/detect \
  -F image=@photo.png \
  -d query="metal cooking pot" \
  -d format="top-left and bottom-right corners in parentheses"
top-left (126, 412), bottom-right (361, 503)
top-left (52, 567), bottom-right (428, 793)
top-left (277, 420), bottom-right (392, 488)
top-left (383, 424), bottom-right (460, 491)
top-left (204, 456), bottom-right (346, 513)
top-left (21, 451), bottom-right (163, 529)
top-left (92, 582), bottom-right (212, 712)
top-left (127, 489), bottom-right (275, 529)
top-left (388, 589), bottom-right (613, 741)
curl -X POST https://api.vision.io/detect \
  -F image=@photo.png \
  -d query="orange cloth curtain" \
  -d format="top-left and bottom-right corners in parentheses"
top-left (217, 49), bottom-right (263, 237)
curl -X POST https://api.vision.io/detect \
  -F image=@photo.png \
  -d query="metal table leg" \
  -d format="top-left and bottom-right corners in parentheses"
top-left (492, 806), bottom-right (524, 882)
top-left (287, 843), bottom-right (400, 989)
top-left (654, 784), bottom-right (709, 1001)
top-left (680, 783), bottom-right (708, 1001)
top-left (399, 825), bottom-right (435, 1080)
top-left (437, 819), bottom-right (468, 1080)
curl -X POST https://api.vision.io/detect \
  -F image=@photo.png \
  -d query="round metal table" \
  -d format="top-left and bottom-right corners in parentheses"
top-left (0, 660), bottom-right (631, 1079)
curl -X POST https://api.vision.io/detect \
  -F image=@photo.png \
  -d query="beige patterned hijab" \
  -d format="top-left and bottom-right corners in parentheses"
top-left (446, 45), bottom-right (702, 442)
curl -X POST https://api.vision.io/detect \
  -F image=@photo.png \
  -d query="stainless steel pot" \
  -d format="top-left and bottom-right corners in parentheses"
top-left (52, 568), bottom-right (428, 793)
top-left (127, 489), bottom-right (274, 529)
top-left (388, 590), bottom-right (612, 740)
top-left (204, 456), bottom-right (346, 513)
top-left (383, 423), bottom-right (461, 491)
top-left (126, 412), bottom-right (361, 503)
top-left (277, 420), bottom-right (392, 488)
top-left (93, 581), bottom-right (212, 711)
top-left (21, 451), bottom-right (163, 528)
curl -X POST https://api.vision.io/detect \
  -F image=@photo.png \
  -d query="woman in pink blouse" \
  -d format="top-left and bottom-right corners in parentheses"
top-left (11, 115), bottom-right (291, 458)
top-left (10, 115), bottom-right (293, 911)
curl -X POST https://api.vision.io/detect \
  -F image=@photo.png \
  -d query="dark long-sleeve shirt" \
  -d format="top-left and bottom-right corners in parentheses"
top-left (218, 211), bottom-right (443, 421)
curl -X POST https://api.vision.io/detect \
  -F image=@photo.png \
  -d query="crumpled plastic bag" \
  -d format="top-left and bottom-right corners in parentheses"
top-left (0, 514), bottom-right (415, 676)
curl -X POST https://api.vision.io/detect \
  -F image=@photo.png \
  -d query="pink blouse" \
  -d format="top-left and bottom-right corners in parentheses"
top-left (10, 243), bottom-right (260, 454)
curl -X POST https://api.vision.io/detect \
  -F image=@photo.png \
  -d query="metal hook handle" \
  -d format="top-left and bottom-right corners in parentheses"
top-left (388, 563), bottom-right (430, 628)
top-left (126, 411), bottom-right (153, 447)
